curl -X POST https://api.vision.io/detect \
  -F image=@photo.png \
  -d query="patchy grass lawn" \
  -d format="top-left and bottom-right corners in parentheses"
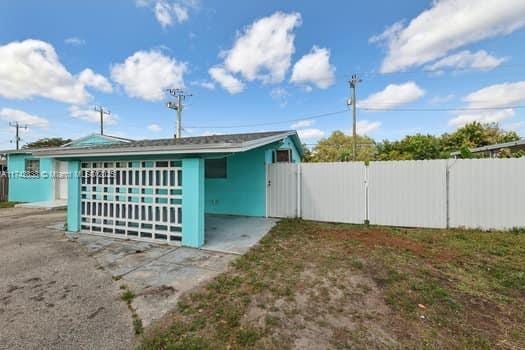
top-left (138, 220), bottom-right (525, 349)
top-left (0, 201), bottom-right (16, 208)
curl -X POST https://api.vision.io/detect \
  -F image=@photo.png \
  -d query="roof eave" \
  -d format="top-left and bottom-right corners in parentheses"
top-left (32, 131), bottom-right (298, 158)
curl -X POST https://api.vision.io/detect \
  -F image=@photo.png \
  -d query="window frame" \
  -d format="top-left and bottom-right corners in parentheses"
top-left (273, 149), bottom-right (292, 163)
top-left (205, 157), bottom-right (227, 179)
top-left (25, 158), bottom-right (40, 177)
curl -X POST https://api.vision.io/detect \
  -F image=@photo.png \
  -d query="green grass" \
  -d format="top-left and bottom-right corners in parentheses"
top-left (0, 201), bottom-right (17, 208)
top-left (121, 290), bottom-right (135, 303)
top-left (137, 220), bottom-right (525, 349)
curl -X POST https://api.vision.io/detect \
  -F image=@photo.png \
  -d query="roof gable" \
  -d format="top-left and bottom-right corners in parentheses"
top-left (63, 133), bottom-right (132, 148)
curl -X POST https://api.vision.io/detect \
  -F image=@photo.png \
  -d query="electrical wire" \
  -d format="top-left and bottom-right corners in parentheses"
top-left (184, 109), bottom-right (349, 129)
top-left (183, 105), bottom-right (525, 129)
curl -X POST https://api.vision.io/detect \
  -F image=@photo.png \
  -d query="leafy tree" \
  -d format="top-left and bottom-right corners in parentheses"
top-left (301, 144), bottom-right (313, 162)
top-left (441, 122), bottom-right (520, 155)
top-left (23, 137), bottom-right (72, 149)
top-left (305, 122), bottom-right (521, 162)
top-left (310, 131), bottom-right (375, 162)
top-left (376, 134), bottom-right (445, 160)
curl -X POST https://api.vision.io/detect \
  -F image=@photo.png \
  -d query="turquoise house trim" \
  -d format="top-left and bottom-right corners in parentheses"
top-left (66, 134), bottom-right (131, 148)
top-left (7, 154), bottom-right (55, 203)
top-left (67, 161), bottom-right (81, 232)
top-left (182, 158), bottom-right (205, 247)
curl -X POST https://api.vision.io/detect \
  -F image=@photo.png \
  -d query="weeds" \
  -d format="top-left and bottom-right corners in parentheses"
top-left (137, 220), bottom-right (525, 349)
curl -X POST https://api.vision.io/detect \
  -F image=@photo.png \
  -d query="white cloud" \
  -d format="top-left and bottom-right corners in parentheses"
top-left (449, 109), bottom-right (515, 127)
top-left (139, 0), bottom-right (193, 27)
top-left (291, 119), bottom-right (314, 129)
top-left (111, 50), bottom-right (186, 101)
top-left (359, 81), bottom-right (425, 109)
top-left (297, 128), bottom-right (324, 140)
top-left (357, 120), bottom-right (381, 135)
top-left (78, 68), bottom-right (113, 93)
top-left (371, 0), bottom-right (525, 73)
top-left (0, 39), bottom-right (100, 104)
top-left (154, 1), bottom-right (188, 27)
top-left (64, 37), bottom-right (85, 46)
top-left (208, 66), bottom-right (244, 94)
top-left (462, 81), bottom-right (525, 108)
top-left (449, 81), bottom-right (525, 127)
top-left (220, 11), bottom-right (301, 85)
top-left (190, 80), bottom-right (215, 90)
top-left (425, 50), bottom-right (506, 72)
top-left (290, 46), bottom-right (335, 89)
top-left (430, 94), bottom-right (455, 104)
top-left (69, 105), bottom-right (118, 125)
top-left (148, 123), bottom-right (162, 132)
top-left (0, 108), bottom-right (49, 128)
top-left (270, 87), bottom-right (289, 106)
top-left (503, 121), bottom-right (525, 131)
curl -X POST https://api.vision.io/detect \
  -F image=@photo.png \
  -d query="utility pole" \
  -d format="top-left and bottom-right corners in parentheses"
top-left (166, 89), bottom-right (192, 138)
top-left (9, 121), bottom-right (27, 150)
top-left (94, 105), bottom-right (111, 135)
top-left (347, 74), bottom-right (362, 161)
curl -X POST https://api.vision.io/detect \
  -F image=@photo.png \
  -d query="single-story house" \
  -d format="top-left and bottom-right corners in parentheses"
top-left (5, 130), bottom-right (303, 248)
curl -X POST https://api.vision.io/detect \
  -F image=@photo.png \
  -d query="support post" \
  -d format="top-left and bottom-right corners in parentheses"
top-left (182, 158), bottom-right (205, 247)
top-left (67, 160), bottom-right (81, 232)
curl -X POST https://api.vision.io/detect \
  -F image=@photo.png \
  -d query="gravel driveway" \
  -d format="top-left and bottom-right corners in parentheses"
top-left (0, 208), bottom-right (133, 350)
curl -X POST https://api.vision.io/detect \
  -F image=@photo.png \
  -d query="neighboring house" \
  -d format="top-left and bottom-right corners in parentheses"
top-left (24, 130), bottom-right (303, 248)
top-left (3, 134), bottom-right (132, 203)
top-left (451, 139), bottom-right (525, 158)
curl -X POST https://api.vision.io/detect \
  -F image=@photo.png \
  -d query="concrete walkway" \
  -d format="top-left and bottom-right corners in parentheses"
top-left (69, 234), bottom-right (237, 327)
top-left (203, 214), bottom-right (278, 254)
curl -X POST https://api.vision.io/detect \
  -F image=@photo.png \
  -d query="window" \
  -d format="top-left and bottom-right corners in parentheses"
top-left (205, 158), bottom-right (227, 178)
top-left (25, 159), bottom-right (40, 176)
top-left (274, 149), bottom-right (291, 163)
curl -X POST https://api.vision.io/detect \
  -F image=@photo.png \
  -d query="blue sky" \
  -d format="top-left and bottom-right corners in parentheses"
top-left (1, 0), bottom-right (525, 149)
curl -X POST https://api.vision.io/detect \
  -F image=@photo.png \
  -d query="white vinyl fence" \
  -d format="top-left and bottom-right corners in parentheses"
top-left (368, 160), bottom-right (447, 228)
top-left (267, 158), bottom-right (525, 230)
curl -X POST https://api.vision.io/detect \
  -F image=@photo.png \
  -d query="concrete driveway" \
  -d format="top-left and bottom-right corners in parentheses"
top-left (0, 208), bottom-right (133, 350)
top-left (0, 208), bottom-right (276, 349)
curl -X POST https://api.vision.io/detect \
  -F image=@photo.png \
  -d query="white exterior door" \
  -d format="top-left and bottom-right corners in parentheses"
top-left (56, 161), bottom-right (69, 200)
top-left (267, 163), bottom-right (298, 218)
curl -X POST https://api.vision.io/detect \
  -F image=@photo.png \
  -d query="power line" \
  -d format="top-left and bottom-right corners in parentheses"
top-left (94, 106), bottom-right (111, 135)
top-left (360, 105), bottom-right (525, 112)
top-left (348, 74), bottom-right (362, 160)
top-left (184, 109), bottom-right (349, 129)
top-left (166, 89), bottom-right (192, 138)
top-left (182, 105), bottom-right (525, 130)
top-left (9, 121), bottom-right (27, 150)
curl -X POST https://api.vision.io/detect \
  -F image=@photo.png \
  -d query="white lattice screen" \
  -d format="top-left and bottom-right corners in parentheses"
top-left (80, 160), bottom-right (183, 244)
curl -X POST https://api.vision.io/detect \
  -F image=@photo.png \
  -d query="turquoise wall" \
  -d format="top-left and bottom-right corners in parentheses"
top-left (7, 154), bottom-right (55, 203)
top-left (205, 136), bottom-right (301, 217)
top-left (182, 158), bottom-right (205, 247)
top-left (67, 161), bottom-right (81, 231)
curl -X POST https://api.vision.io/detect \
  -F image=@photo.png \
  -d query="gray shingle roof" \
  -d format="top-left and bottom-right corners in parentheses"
top-left (73, 130), bottom-right (293, 151)
top-left (31, 130), bottom-right (302, 157)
